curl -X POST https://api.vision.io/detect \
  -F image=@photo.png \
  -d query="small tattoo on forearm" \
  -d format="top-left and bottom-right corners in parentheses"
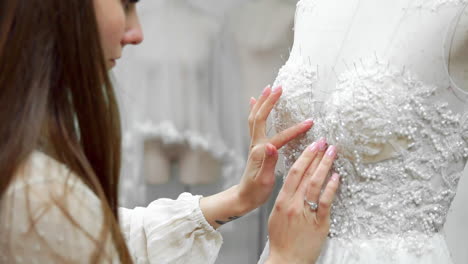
top-left (215, 216), bottom-right (241, 225)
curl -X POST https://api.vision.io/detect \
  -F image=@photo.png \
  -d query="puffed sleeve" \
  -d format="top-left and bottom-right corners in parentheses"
top-left (119, 193), bottom-right (223, 264)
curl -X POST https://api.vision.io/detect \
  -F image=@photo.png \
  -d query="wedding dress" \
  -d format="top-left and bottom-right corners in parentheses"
top-left (259, 0), bottom-right (468, 263)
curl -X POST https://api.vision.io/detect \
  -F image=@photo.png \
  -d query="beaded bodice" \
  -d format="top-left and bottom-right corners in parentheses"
top-left (273, 58), bottom-right (468, 238)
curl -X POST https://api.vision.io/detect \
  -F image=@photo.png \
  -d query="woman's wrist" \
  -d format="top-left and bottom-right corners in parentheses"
top-left (199, 185), bottom-right (252, 229)
top-left (265, 256), bottom-right (282, 264)
top-left (265, 252), bottom-right (313, 264)
top-left (265, 257), bottom-right (311, 264)
top-left (231, 184), bottom-right (257, 214)
top-left (265, 255), bottom-right (288, 264)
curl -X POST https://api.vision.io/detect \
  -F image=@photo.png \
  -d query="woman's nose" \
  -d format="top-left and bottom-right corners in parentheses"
top-left (122, 21), bottom-right (144, 46)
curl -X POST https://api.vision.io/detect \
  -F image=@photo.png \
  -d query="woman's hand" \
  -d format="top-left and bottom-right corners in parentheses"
top-left (200, 85), bottom-right (313, 229)
top-left (266, 139), bottom-right (340, 264)
top-left (236, 85), bottom-right (314, 213)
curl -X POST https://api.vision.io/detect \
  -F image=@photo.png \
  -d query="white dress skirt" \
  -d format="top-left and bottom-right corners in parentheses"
top-left (259, 233), bottom-right (453, 263)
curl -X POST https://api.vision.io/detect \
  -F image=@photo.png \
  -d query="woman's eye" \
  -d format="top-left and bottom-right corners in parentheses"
top-left (122, 0), bottom-right (138, 12)
top-left (121, 0), bottom-right (129, 10)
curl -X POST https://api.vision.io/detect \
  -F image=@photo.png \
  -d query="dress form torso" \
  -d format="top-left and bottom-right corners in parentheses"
top-left (290, 0), bottom-right (467, 110)
top-left (285, 0), bottom-right (468, 164)
top-left (259, 0), bottom-right (468, 263)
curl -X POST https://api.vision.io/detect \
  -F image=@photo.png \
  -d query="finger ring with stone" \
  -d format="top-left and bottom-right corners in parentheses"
top-left (304, 198), bottom-right (318, 211)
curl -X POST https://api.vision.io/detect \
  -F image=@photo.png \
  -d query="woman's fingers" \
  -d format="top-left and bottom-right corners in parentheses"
top-left (316, 173), bottom-right (340, 222)
top-left (248, 86), bottom-right (271, 137)
top-left (281, 142), bottom-right (318, 197)
top-left (269, 120), bottom-right (314, 149)
top-left (249, 97), bottom-right (257, 112)
top-left (304, 138), bottom-right (327, 175)
top-left (244, 143), bottom-right (279, 180)
top-left (251, 85), bottom-right (271, 115)
top-left (248, 97), bottom-right (257, 137)
top-left (253, 143), bottom-right (278, 188)
top-left (295, 138), bottom-right (327, 196)
top-left (249, 85), bottom-right (314, 150)
top-left (251, 86), bottom-right (283, 145)
top-left (304, 145), bottom-right (337, 202)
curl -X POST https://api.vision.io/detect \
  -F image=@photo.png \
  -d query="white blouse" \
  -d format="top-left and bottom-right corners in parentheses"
top-left (0, 151), bottom-right (223, 263)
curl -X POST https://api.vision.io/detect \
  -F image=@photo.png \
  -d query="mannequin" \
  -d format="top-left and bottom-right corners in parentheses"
top-left (284, 0), bottom-right (468, 163)
top-left (257, 0), bottom-right (468, 263)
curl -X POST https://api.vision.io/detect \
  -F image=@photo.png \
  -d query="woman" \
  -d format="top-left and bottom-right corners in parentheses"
top-left (0, 0), bottom-right (339, 263)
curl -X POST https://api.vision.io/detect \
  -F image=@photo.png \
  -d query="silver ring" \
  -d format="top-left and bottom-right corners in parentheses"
top-left (304, 198), bottom-right (318, 211)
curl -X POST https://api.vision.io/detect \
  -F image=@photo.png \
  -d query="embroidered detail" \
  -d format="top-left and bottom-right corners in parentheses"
top-left (272, 58), bottom-right (468, 240)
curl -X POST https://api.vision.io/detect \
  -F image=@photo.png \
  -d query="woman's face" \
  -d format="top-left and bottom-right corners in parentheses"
top-left (94, 0), bottom-right (144, 70)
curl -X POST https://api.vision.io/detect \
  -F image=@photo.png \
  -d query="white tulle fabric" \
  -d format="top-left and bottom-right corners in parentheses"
top-left (259, 0), bottom-right (468, 263)
top-left (0, 151), bottom-right (223, 264)
top-left (260, 232), bottom-right (453, 263)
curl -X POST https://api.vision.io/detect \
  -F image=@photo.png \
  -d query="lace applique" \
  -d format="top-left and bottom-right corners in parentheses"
top-left (272, 58), bottom-right (468, 240)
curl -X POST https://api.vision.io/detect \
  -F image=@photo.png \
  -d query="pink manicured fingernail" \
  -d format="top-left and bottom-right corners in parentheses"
top-left (262, 86), bottom-right (271, 96)
top-left (326, 145), bottom-right (336, 157)
top-left (308, 142), bottom-right (317, 152)
top-left (249, 97), bottom-right (256, 107)
top-left (272, 86), bottom-right (282, 94)
top-left (331, 173), bottom-right (340, 182)
top-left (303, 119), bottom-right (314, 126)
top-left (317, 138), bottom-right (327, 151)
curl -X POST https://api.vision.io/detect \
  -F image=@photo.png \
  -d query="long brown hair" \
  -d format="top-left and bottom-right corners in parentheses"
top-left (0, 0), bottom-right (132, 262)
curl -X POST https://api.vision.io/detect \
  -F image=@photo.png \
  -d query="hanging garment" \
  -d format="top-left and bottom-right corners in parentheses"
top-left (113, 0), bottom-right (244, 205)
